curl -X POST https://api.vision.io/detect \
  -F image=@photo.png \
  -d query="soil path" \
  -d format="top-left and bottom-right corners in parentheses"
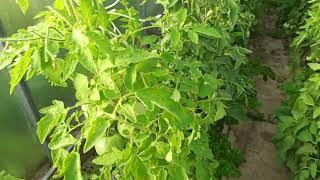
top-left (228, 3), bottom-right (292, 180)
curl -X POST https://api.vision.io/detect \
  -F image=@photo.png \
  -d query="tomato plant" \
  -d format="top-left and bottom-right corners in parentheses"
top-left (0, 0), bottom-right (259, 179)
top-left (275, 1), bottom-right (320, 179)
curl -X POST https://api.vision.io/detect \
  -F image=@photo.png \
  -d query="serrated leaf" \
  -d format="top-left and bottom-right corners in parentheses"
top-left (16, 0), bottom-right (29, 15)
top-left (92, 150), bottom-right (121, 166)
top-left (84, 118), bottom-right (111, 153)
top-left (10, 49), bottom-right (33, 94)
top-left (193, 24), bottom-right (221, 38)
top-left (119, 104), bottom-right (136, 123)
top-left (62, 152), bottom-right (82, 180)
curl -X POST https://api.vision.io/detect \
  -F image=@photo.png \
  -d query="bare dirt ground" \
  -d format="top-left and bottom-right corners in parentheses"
top-left (228, 4), bottom-right (292, 180)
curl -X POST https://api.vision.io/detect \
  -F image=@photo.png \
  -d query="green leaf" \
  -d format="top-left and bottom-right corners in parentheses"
top-left (37, 115), bottom-right (60, 144)
top-left (313, 107), bottom-right (320, 119)
top-left (54, 0), bottom-right (65, 10)
top-left (214, 101), bottom-right (226, 121)
top-left (63, 54), bottom-right (78, 80)
top-left (73, 73), bottom-right (89, 101)
top-left (16, 0), bottom-right (29, 15)
top-left (295, 143), bottom-right (317, 155)
top-left (301, 93), bottom-right (314, 106)
top-left (114, 48), bottom-right (158, 67)
top-left (49, 133), bottom-right (77, 150)
top-left (79, 48), bottom-right (97, 73)
top-left (308, 63), bottom-right (320, 71)
top-left (94, 134), bottom-right (126, 155)
top-left (292, 100), bottom-right (308, 119)
top-left (119, 104), bottom-right (137, 123)
top-left (296, 129), bottom-right (313, 142)
top-left (310, 162), bottom-right (317, 178)
top-left (62, 152), bottom-right (82, 180)
top-left (136, 88), bottom-right (193, 129)
top-left (158, 169), bottom-right (168, 180)
top-left (124, 64), bottom-right (137, 90)
top-left (168, 166), bottom-right (189, 180)
top-left (40, 100), bottom-right (66, 116)
top-left (141, 35), bottom-right (159, 45)
top-left (84, 118), bottom-right (111, 153)
top-left (51, 148), bottom-right (68, 169)
top-left (92, 149), bottom-right (121, 166)
top-left (188, 31), bottom-right (199, 44)
top-left (103, 89), bottom-right (120, 99)
top-left (193, 24), bottom-right (221, 38)
top-left (132, 159), bottom-right (155, 180)
top-left (10, 49), bottom-right (33, 94)
top-left (170, 30), bottom-right (183, 51)
top-left (176, 8), bottom-right (187, 27)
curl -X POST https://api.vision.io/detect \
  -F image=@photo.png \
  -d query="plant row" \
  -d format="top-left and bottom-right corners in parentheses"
top-left (0, 0), bottom-right (259, 179)
top-left (275, 1), bottom-right (320, 179)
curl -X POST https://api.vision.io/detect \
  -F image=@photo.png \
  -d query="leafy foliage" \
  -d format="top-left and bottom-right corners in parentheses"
top-left (275, 1), bottom-right (320, 179)
top-left (1, 0), bottom-right (259, 179)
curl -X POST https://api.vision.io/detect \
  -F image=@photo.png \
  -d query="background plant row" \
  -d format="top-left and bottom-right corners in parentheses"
top-left (275, 1), bottom-right (320, 180)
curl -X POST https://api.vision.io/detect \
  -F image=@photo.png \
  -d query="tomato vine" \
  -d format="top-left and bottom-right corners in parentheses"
top-left (1, 0), bottom-right (259, 179)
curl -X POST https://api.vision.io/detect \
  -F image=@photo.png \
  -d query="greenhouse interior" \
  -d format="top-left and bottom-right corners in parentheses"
top-left (0, 0), bottom-right (319, 179)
